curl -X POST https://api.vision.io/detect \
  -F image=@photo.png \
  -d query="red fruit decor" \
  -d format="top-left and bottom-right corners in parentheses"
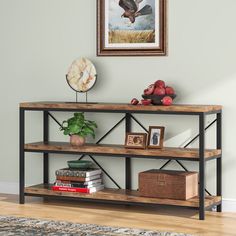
top-left (143, 84), bottom-right (155, 95)
top-left (131, 80), bottom-right (176, 106)
top-left (154, 87), bottom-right (165, 96)
top-left (130, 98), bottom-right (139, 105)
top-left (161, 96), bottom-right (173, 106)
top-left (154, 80), bottom-right (165, 88)
top-left (141, 99), bottom-right (152, 105)
top-left (165, 86), bottom-right (175, 95)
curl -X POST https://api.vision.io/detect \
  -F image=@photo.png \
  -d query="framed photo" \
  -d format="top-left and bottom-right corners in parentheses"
top-left (97, 0), bottom-right (167, 56)
top-left (125, 133), bottom-right (147, 149)
top-left (147, 126), bottom-right (164, 149)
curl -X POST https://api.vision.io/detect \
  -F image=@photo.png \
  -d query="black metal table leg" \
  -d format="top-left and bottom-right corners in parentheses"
top-left (43, 111), bottom-right (49, 184)
top-left (199, 113), bottom-right (205, 220)
top-left (216, 112), bottom-right (222, 212)
top-left (19, 108), bottom-right (25, 204)
top-left (125, 113), bottom-right (131, 190)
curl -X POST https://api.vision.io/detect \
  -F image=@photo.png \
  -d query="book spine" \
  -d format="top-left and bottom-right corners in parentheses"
top-left (56, 176), bottom-right (87, 182)
top-left (55, 183), bottom-right (85, 188)
top-left (52, 186), bottom-right (89, 193)
top-left (56, 179), bottom-right (102, 185)
top-left (56, 174), bottom-right (101, 182)
top-left (55, 182), bottom-right (101, 188)
top-left (55, 170), bottom-right (86, 178)
top-left (84, 179), bottom-right (102, 186)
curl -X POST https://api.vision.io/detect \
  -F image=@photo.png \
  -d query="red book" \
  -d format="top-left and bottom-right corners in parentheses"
top-left (52, 185), bottom-right (104, 194)
top-left (52, 186), bottom-right (89, 193)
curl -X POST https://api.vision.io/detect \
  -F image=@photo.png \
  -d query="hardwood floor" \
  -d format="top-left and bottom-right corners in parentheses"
top-left (0, 194), bottom-right (235, 236)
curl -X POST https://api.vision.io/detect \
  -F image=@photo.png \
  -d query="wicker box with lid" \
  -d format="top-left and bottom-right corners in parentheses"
top-left (139, 169), bottom-right (198, 200)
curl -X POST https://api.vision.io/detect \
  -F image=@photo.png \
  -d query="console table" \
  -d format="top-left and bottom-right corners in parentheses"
top-left (19, 102), bottom-right (222, 220)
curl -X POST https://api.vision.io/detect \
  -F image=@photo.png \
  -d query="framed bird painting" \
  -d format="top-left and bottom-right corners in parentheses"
top-left (97, 0), bottom-right (167, 56)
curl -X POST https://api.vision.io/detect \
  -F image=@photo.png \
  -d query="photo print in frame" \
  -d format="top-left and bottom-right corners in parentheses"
top-left (147, 126), bottom-right (164, 149)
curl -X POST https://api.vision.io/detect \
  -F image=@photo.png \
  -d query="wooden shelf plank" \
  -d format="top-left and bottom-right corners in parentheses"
top-left (24, 184), bottom-right (221, 208)
top-left (20, 102), bottom-right (222, 114)
top-left (24, 142), bottom-right (221, 160)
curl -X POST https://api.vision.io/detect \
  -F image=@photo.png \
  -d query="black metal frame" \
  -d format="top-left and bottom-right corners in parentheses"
top-left (43, 111), bottom-right (49, 184)
top-left (199, 114), bottom-right (205, 220)
top-left (216, 112), bottom-right (222, 212)
top-left (19, 106), bottom-right (222, 220)
top-left (125, 113), bottom-right (132, 190)
top-left (19, 108), bottom-right (25, 204)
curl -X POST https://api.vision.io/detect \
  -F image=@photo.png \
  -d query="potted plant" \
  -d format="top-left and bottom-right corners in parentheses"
top-left (60, 112), bottom-right (97, 146)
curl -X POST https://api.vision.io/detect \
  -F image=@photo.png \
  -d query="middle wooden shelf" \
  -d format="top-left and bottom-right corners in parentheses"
top-left (24, 142), bottom-right (221, 161)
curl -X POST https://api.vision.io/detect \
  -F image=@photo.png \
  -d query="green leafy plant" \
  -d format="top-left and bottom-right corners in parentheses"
top-left (60, 113), bottom-right (97, 138)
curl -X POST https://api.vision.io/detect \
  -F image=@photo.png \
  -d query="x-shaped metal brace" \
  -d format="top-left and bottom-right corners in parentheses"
top-left (48, 112), bottom-right (216, 195)
top-left (130, 114), bottom-right (216, 196)
top-left (48, 112), bottom-right (124, 189)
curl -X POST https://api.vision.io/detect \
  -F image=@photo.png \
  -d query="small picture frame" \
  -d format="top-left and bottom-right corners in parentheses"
top-left (147, 126), bottom-right (165, 149)
top-left (125, 133), bottom-right (147, 149)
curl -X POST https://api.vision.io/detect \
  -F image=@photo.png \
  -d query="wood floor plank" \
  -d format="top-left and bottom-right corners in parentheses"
top-left (0, 193), bottom-right (234, 236)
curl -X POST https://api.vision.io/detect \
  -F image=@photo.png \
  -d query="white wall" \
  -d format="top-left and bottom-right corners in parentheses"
top-left (0, 0), bottom-right (236, 204)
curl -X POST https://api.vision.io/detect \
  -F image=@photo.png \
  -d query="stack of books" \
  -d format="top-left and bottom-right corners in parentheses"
top-left (52, 168), bottom-right (104, 194)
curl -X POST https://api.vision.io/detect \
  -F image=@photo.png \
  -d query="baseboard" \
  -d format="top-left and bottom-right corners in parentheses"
top-left (0, 182), bottom-right (18, 195)
top-left (222, 199), bottom-right (236, 212)
top-left (0, 182), bottom-right (236, 212)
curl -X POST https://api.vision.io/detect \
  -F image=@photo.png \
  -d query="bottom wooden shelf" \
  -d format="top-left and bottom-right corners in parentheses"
top-left (24, 184), bottom-right (221, 208)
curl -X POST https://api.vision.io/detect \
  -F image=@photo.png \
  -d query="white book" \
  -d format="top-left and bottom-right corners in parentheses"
top-left (88, 184), bottom-right (104, 193)
top-left (84, 179), bottom-right (102, 186)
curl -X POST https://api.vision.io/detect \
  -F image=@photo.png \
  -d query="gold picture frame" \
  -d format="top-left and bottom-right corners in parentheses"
top-left (125, 133), bottom-right (147, 149)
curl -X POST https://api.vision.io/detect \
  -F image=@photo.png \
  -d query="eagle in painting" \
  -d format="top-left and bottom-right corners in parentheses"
top-left (119, 0), bottom-right (153, 23)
